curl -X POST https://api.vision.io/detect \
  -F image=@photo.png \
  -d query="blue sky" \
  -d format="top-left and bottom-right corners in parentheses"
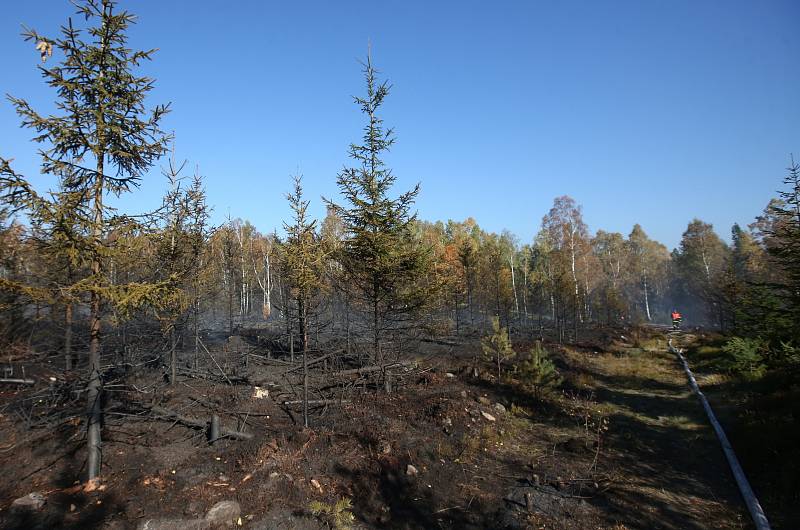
top-left (1, 1), bottom-right (798, 249)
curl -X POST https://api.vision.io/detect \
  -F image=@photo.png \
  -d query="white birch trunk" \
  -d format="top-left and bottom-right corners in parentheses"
top-left (643, 268), bottom-right (652, 321)
top-left (509, 253), bottom-right (519, 317)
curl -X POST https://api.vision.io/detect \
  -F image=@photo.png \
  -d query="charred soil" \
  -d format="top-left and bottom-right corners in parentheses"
top-left (0, 327), bottom-right (751, 529)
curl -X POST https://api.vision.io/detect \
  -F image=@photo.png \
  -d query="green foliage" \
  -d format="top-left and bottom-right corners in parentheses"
top-left (721, 337), bottom-right (767, 377)
top-left (0, 0), bottom-right (172, 479)
top-left (309, 497), bottom-right (355, 530)
top-left (481, 316), bottom-right (514, 380)
top-left (519, 342), bottom-right (562, 397)
top-left (775, 341), bottom-right (800, 368)
top-left (763, 159), bottom-right (800, 339)
top-left (283, 174), bottom-right (324, 304)
top-left (325, 52), bottom-right (429, 363)
top-left (152, 159), bottom-right (209, 331)
top-left (0, 0), bottom-right (171, 311)
top-left (673, 219), bottom-right (729, 327)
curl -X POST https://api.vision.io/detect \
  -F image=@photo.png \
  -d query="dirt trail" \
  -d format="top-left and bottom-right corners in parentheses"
top-left (567, 337), bottom-right (751, 529)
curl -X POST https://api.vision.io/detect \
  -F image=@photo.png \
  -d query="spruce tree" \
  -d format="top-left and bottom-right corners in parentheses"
top-left (153, 155), bottom-right (209, 384)
top-left (326, 53), bottom-right (427, 365)
top-left (0, 0), bottom-right (170, 480)
top-left (283, 174), bottom-right (324, 426)
top-left (767, 157), bottom-right (800, 339)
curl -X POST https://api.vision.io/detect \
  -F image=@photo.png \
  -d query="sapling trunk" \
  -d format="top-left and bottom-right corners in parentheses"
top-left (64, 302), bottom-right (73, 371)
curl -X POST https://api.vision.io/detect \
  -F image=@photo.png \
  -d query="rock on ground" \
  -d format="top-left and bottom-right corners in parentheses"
top-left (11, 492), bottom-right (46, 511)
top-left (136, 500), bottom-right (241, 530)
top-left (205, 500), bottom-right (241, 526)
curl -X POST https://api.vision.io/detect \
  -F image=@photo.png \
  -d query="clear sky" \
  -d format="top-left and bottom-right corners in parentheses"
top-left (1, 1), bottom-right (798, 249)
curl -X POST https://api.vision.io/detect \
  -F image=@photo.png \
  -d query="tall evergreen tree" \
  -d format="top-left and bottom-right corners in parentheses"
top-left (0, 0), bottom-right (170, 480)
top-left (283, 174), bottom-right (324, 426)
top-left (766, 157), bottom-right (800, 338)
top-left (326, 53), bottom-right (427, 365)
top-left (153, 155), bottom-right (209, 384)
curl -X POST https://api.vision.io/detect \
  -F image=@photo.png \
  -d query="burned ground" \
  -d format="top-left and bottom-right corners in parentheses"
top-left (0, 327), bottom-right (753, 529)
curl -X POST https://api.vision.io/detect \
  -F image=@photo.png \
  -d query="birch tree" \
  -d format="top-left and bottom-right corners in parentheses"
top-left (674, 219), bottom-right (729, 327)
top-left (542, 196), bottom-right (589, 341)
top-left (627, 224), bottom-right (669, 322)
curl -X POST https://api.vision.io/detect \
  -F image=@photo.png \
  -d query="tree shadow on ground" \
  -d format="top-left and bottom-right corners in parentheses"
top-left (467, 351), bottom-right (750, 530)
top-left (573, 360), bottom-right (750, 530)
top-left (1, 422), bottom-right (124, 530)
top-left (587, 370), bottom-right (687, 395)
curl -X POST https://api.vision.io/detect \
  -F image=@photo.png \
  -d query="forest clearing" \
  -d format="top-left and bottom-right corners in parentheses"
top-left (1, 1), bottom-right (798, 529)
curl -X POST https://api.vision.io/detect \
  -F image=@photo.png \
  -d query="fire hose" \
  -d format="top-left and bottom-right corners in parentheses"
top-left (668, 337), bottom-right (771, 530)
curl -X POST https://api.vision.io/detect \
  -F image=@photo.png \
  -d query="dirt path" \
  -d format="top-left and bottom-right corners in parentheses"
top-left (564, 338), bottom-right (752, 529)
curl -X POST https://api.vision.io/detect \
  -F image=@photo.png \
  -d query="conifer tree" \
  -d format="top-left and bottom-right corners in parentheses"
top-left (283, 174), bottom-right (324, 426)
top-left (326, 53), bottom-right (427, 365)
top-left (766, 157), bottom-right (800, 338)
top-left (187, 172), bottom-right (211, 367)
top-left (520, 342), bottom-right (562, 399)
top-left (153, 155), bottom-right (209, 384)
top-left (457, 234), bottom-right (478, 329)
top-left (0, 0), bottom-right (170, 480)
top-left (481, 315), bottom-right (515, 383)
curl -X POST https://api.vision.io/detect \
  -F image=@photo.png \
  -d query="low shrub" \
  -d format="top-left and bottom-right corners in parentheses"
top-left (721, 337), bottom-right (766, 378)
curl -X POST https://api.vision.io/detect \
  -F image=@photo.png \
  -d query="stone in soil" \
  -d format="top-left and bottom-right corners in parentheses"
top-left (205, 500), bottom-right (241, 526)
top-left (11, 492), bottom-right (46, 511)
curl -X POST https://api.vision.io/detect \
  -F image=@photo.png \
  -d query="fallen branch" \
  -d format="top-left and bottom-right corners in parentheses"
top-left (282, 399), bottom-right (350, 406)
top-left (330, 361), bottom-right (416, 378)
top-left (253, 357), bottom-right (296, 366)
top-left (421, 337), bottom-right (460, 346)
top-left (177, 368), bottom-right (247, 384)
top-left (147, 405), bottom-right (253, 440)
top-left (0, 378), bottom-right (35, 385)
top-left (197, 338), bottom-right (233, 385)
top-left (285, 352), bottom-right (334, 373)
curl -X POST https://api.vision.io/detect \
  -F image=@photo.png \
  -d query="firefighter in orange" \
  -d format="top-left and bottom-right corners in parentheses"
top-left (671, 310), bottom-right (683, 330)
